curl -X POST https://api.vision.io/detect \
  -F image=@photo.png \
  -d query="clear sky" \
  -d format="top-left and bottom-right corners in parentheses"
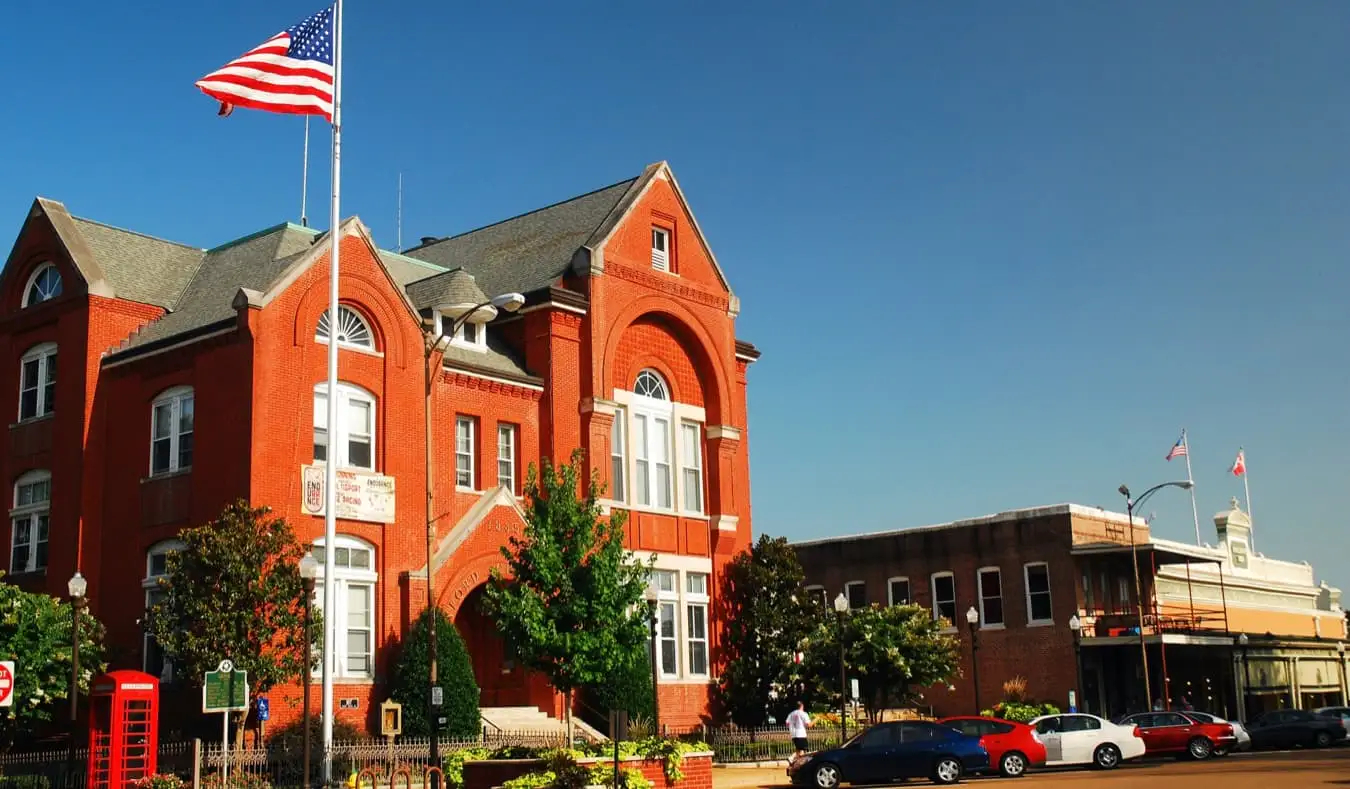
top-left (2, 2), bottom-right (1347, 590)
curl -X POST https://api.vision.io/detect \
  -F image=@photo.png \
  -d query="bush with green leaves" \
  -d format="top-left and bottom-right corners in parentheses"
top-left (388, 607), bottom-right (479, 737)
top-left (131, 776), bottom-right (187, 789)
top-left (981, 701), bottom-right (1061, 723)
top-left (442, 747), bottom-right (491, 789)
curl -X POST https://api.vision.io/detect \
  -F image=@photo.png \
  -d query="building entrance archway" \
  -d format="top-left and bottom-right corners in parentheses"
top-left (455, 585), bottom-right (530, 708)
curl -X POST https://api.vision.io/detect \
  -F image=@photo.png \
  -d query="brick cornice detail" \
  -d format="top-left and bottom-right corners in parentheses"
top-left (606, 260), bottom-right (730, 311)
top-left (706, 425), bottom-right (741, 441)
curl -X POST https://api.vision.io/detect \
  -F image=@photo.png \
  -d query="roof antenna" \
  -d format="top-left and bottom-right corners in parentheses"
top-left (396, 172), bottom-right (403, 252)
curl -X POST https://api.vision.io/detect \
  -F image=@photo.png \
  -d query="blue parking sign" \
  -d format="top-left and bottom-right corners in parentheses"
top-left (257, 697), bottom-right (270, 721)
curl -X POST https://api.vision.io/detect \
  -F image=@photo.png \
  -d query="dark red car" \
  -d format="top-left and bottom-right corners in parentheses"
top-left (1117, 711), bottom-right (1236, 760)
top-left (938, 716), bottom-right (1048, 777)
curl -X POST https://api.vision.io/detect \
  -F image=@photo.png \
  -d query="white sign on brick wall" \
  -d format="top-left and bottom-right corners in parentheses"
top-left (301, 465), bottom-right (396, 524)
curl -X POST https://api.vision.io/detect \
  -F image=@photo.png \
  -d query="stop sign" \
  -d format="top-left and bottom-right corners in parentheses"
top-left (0, 662), bottom-right (14, 707)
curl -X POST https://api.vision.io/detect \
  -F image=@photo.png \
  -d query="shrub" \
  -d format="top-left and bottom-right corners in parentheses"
top-left (389, 607), bottom-right (480, 738)
top-left (980, 701), bottom-right (1061, 723)
top-left (442, 748), bottom-right (490, 789)
top-left (200, 772), bottom-right (272, 789)
top-left (582, 647), bottom-right (654, 726)
top-left (266, 715), bottom-right (365, 749)
top-left (132, 776), bottom-right (187, 789)
top-left (1001, 676), bottom-right (1029, 703)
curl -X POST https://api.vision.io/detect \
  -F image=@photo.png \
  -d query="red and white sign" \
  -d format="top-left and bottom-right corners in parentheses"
top-left (0, 661), bottom-right (15, 707)
top-left (300, 465), bottom-right (396, 524)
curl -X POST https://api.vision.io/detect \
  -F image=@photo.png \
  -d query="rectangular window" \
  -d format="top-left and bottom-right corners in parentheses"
top-left (19, 349), bottom-right (56, 421)
top-left (888, 576), bottom-right (911, 606)
top-left (686, 572), bottom-right (709, 677)
top-left (680, 422), bottom-right (703, 513)
top-left (314, 387), bottom-right (376, 470)
top-left (1118, 577), bottom-right (1131, 608)
top-left (151, 392), bottom-right (194, 475)
top-left (346, 399), bottom-right (372, 469)
top-left (932, 572), bottom-right (956, 626)
top-left (611, 409), bottom-right (626, 503)
top-left (497, 424), bottom-right (516, 491)
top-left (845, 580), bottom-right (866, 610)
top-left (658, 601), bottom-right (678, 677)
top-left (804, 585), bottom-right (827, 608)
top-left (1082, 571), bottom-right (1093, 610)
top-left (19, 358), bottom-right (39, 419)
top-left (152, 401), bottom-right (174, 473)
top-left (345, 583), bottom-right (373, 676)
top-left (653, 417), bottom-right (672, 509)
top-left (634, 414), bottom-right (650, 506)
top-left (1025, 563), bottom-right (1053, 624)
top-left (978, 568), bottom-right (1004, 627)
top-left (651, 227), bottom-right (670, 272)
top-left (456, 416), bottom-right (475, 489)
top-left (313, 393), bottom-right (328, 463)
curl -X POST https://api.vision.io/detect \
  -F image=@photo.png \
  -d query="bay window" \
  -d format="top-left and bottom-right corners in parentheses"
top-left (9, 470), bottom-right (50, 574)
top-left (311, 536), bottom-right (377, 679)
top-left (314, 383), bottom-right (375, 470)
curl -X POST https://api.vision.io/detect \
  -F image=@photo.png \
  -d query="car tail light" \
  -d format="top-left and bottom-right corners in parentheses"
top-left (1132, 725), bottom-right (1143, 738)
top-left (1222, 724), bottom-right (1234, 737)
top-left (1031, 730), bottom-right (1042, 744)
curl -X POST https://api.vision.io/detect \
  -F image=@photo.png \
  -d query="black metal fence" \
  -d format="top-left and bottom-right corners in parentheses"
top-left (701, 726), bottom-right (841, 763)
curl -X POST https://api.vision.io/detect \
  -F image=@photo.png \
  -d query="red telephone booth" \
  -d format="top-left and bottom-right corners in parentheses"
top-left (87, 670), bottom-right (160, 788)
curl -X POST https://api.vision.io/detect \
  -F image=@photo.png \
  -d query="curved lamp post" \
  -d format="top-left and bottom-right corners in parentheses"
top-left (965, 606), bottom-right (982, 714)
top-left (67, 572), bottom-right (87, 781)
top-left (833, 593), bottom-right (849, 743)
top-left (299, 553), bottom-right (319, 789)
top-left (1118, 480), bottom-right (1193, 712)
top-left (1069, 614), bottom-right (1083, 713)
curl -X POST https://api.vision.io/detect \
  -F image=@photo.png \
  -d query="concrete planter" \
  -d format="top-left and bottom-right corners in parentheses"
top-left (465, 752), bottom-right (714, 789)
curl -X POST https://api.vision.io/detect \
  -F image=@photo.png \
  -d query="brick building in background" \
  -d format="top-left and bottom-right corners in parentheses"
top-left (0, 161), bottom-right (758, 733)
top-left (794, 502), bottom-right (1345, 722)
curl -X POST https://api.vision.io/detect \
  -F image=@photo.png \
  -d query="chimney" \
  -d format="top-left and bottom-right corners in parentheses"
top-left (420, 236), bottom-right (440, 246)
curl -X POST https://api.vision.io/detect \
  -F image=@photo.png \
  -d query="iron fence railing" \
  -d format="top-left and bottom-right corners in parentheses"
top-left (700, 726), bottom-right (841, 763)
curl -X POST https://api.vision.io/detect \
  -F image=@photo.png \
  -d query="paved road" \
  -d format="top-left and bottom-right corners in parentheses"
top-left (715, 749), bottom-right (1350, 788)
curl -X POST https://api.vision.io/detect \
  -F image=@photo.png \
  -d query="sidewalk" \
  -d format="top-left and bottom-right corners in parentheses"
top-left (712, 765), bottom-right (789, 789)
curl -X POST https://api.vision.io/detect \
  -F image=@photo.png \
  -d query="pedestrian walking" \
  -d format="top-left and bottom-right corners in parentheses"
top-left (787, 701), bottom-right (812, 759)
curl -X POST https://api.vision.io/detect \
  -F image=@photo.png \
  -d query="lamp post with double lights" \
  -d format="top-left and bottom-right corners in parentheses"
top-left (67, 572), bottom-right (88, 779)
top-left (1069, 615), bottom-right (1083, 713)
top-left (1118, 480), bottom-right (1194, 712)
top-left (299, 553), bottom-right (319, 789)
top-left (965, 606), bottom-right (982, 715)
top-left (423, 290), bottom-right (524, 774)
top-left (833, 593), bottom-right (849, 743)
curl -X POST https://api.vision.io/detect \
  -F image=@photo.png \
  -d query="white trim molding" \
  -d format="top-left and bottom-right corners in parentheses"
top-left (712, 515), bottom-right (739, 532)
top-left (706, 425), bottom-right (741, 441)
top-left (580, 397), bottom-right (619, 417)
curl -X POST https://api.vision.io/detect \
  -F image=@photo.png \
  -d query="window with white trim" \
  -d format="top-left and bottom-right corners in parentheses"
top-left (150, 387), bottom-right (194, 475)
top-left (887, 576), bottom-right (911, 606)
top-left (143, 540), bottom-right (184, 681)
top-left (632, 371), bottom-right (673, 509)
top-left (845, 580), bottom-right (867, 610)
top-left (456, 416), bottom-right (476, 489)
top-left (804, 585), bottom-right (827, 608)
top-left (651, 227), bottom-right (670, 272)
top-left (315, 306), bottom-right (374, 350)
top-left (23, 263), bottom-right (62, 307)
top-left (652, 569), bottom-right (679, 678)
top-left (978, 567), bottom-right (1004, 627)
top-left (450, 319), bottom-right (487, 351)
top-left (1025, 563), bottom-right (1053, 624)
top-left (10, 470), bottom-right (50, 574)
top-left (18, 343), bottom-right (57, 421)
top-left (613, 370), bottom-right (707, 516)
top-left (610, 408), bottom-right (626, 503)
top-left (680, 422), bottom-right (703, 513)
top-left (931, 572), bottom-right (956, 627)
top-left (496, 423), bottom-right (516, 491)
top-left (311, 536), bottom-right (377, 679)
top-left (313, 383), bottom-right (375, 470)
top-left (685, 572), bottom-right (709, 677)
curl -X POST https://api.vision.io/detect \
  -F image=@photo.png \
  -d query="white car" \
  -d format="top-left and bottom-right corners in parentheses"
top-left (1028, 713), bottom-right (1147, 769)
top-left (1185, 711), bottom-right (1252, 753)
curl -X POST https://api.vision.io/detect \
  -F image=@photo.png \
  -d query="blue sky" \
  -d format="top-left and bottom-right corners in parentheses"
top-left (3, 2), bottom-right (1347, 590)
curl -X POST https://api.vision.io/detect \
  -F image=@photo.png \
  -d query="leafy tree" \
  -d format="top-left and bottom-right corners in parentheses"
top-left (717, 535), bottom-right (826, 727)
top-left (147, 501), bottom-right (316, 745)
top-left (389, 608), bottom-right (479, 737)
top-left (0, 574), bottom-right (105, 749)
top-left (483, 451), bottom-right (652, 740)
top-left (583, 643), bottom-right (654, 726)
top-left (804, 603), bottom-right (961, 723)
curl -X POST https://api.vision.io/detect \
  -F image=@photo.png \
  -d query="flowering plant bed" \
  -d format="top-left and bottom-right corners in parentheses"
top-left (463, 742), bottom-right (712, 789)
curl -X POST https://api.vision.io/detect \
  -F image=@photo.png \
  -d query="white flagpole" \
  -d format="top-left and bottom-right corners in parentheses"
top-left (1182, 430), bottom-right (1201, 545)
top-left (301, 116), bottom-right (310, 227)
top-left (320, 0), bottom-right (343, 783)
top-left (1242, 452), bottom-right (1254, 551)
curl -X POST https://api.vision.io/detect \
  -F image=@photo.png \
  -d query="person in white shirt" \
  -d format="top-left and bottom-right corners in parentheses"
top-left (786, 701), bottom-right (812, 758)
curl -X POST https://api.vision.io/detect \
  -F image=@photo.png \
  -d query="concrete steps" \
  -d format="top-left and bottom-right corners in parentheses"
top-left (480, 706), bottom-right (607, 742)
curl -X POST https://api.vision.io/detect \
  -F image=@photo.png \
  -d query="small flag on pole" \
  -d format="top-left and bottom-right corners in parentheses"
top-left (196, 5), bottom-right (336, 120)
top-left (1165, 431), bottom-right (1188, 461)
top-left (1230, 448), bottom-right (1247, 477)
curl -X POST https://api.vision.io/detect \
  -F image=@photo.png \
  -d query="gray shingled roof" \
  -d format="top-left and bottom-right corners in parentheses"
top-left (377, 250), bottom-right (447, 287)
top-left (406, 269), bottom-right (487, 311)
top-left (402, 177), bottom-right (640, 297)
top-left (70, 218), bottom-right (204, 309)
top-left (441, 333), bottom-right (538, 384)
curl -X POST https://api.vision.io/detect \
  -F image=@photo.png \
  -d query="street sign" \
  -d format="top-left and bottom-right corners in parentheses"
top-left (202, 660), bottom-right (249, 713)
top-left (431, 686), bottom-right (443, 707)
top-left (1068, 690), bottom-right (1077, 714)
top-left (850, 678), bottom-right (860, 701)
top-left (256, 696), bottom-right (270, 721)
top-left (0, 662), bottom-right (13, 707)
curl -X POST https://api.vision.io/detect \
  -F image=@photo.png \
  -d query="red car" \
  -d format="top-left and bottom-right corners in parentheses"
top-left (1117, 711), bottom-right (1236, 760)
top-left (938, 716), bottom-right (1048, 777)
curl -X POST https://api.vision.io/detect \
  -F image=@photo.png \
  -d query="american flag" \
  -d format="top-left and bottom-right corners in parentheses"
top-left (1165, 431), bottom-right (1188, 461)
top-left (196, 5), bottom-right (336, 120)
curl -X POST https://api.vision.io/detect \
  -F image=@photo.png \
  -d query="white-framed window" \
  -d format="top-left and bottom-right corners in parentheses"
top-left (887, 576), bottom-right (911, 606)
top-left (18, 343), bottom-right (57, 421)
top-left (804, 585), bottom-right (827, 607)
top-left (613, 370), bottom-right (706, 516)
top-left (143, 540), bottom-right (184, 681)
top-left (685, 572), bottom-right (709, 677)
top-left (9, 470), bottom-right (50, 574)
top-left (315, 305), bottom-right (374, 350)
top-left (496, 423), bottom-right (516, 491)
top-left (449, 318), bottom-right (487, 351)
top-left (456, 416), bottom-right (476, 489)
top-left (311, 536), bottom-right (377, 679)
top-left (150, 387), bottom-right (194, 475)
top-left (845, 580), bottom-right (867, 610)
top-left (632, 371), bottom-right (673, 509)
top-left (23, 263), bottom-right (62, 307)
top-left (651, 227), bottom-right (670, 272)
top-left (1024, 563), bottom-right (1053, 624)
top-left (652, 569), bottom-right (679, 678)
top-left (680, 422), bottom-right (703, 513)
top-left (313, 383), bottom-right (375, 470)
top-left (610, 408), bottom-right (626, 503)
top-left (977, 567), bottom-right (1004, 627)
top-left (931, 572), bottom-right (956, 627)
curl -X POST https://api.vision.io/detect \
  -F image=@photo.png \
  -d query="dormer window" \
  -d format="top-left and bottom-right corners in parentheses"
top-left (23, 263), bottom-right (62, 307)
top-left (450, 319), bottom-right (487, 352)
top-left (651, 228), bottom-right (670, 272)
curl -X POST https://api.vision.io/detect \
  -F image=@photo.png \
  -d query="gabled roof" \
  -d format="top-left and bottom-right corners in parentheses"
top-left (70, 217), bottom-right (204, 309)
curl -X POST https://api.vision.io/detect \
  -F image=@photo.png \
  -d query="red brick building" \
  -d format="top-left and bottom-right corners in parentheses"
top-left (0, 161), bottom-right (758, 732)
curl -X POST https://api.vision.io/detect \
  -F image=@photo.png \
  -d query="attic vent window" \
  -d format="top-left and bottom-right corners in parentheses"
top-left (316, 306), bottom-right (374, 349)
top-left (651, 228), bottom-right (670, 272)
top-left (23, 263), bottom-right (62, 308)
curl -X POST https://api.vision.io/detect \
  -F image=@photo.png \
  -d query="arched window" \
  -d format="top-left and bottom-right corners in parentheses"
top-left (634, 369), bottom-right (669, 400)
top-left (143, 539), bottom-right (185, 681)
top-left (313, 382), bottom-right (376, 470)
top-left (612, 368), bottom-right (705, 514)
top-left (150, 386), bottom-right (194, 475)
top-left (631, 370), bottom-right (673, 509)
top-left (310, 536), bottom-right (377, 678)
top-left (10, 470), bottom-right (51, 574)
top-left (18, 343), bottom-right (57, 421)
top-left (316, 306), bottom-right (374, 350)
top-left (22, 263), bottom-right (62, 308)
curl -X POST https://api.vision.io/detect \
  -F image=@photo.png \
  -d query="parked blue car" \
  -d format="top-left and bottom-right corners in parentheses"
top-left (788, 721), bottom-right (989, 787)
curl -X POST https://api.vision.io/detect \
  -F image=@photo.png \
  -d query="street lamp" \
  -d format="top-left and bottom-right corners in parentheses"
top-left (67, 571), bottom-right (88, 780)
top-left (833, 593), bottom-right (849, 743)
top-left (1068, 615), bottom-right (1083, 713)
top-left (1236, 633), bottom-right (1250, 722)
top-left (965, 606), bottom-right (981, 715)
top-left (643, 584), bottom-right (661, 737)
top-left (1118, 480), bottom-right (1193, 711)
top-left (299, 553), bottom-right (319, 789)
top-left (424, 290), bottom-right (524, 774)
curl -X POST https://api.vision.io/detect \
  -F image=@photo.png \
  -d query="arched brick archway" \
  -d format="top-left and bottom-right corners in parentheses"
top-left (454, 583), bottom-right (531, 707)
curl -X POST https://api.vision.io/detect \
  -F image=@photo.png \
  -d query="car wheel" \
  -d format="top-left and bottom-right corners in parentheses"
top-left (932, 756), bottom-right (963, 785)
top-left (1313, 731), bottom-right (1333, 748)
top-left (1214, 745), bottom-right (1231, 757)
top-left (999, 751), bottom-right (1028, 778)
top-left (1187, 737), bottom-right (1214, 761)
top-left (1093, 743), bottom-right (1122, 770)
top-left (813, 763), bottom-right (841, 789)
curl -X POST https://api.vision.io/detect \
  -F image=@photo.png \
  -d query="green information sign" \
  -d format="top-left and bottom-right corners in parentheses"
top-left (202, 659), bottom-right (249, 713)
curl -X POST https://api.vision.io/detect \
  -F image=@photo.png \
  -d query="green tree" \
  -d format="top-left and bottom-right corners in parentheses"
top-left (389, 608), bottom-right (480, 737)
top-left (147, 501), bottom-right (315, 745)
top-left (483, 451), bottom-right (652, 740)
top-left (583, 643), bottom-right (654, 726)
top-left (717, 535), bottom-right (826, 727)
top-left (0, 574), bottom-right (105, 749)
top-left (804, 603), bottom-right (961, 723)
